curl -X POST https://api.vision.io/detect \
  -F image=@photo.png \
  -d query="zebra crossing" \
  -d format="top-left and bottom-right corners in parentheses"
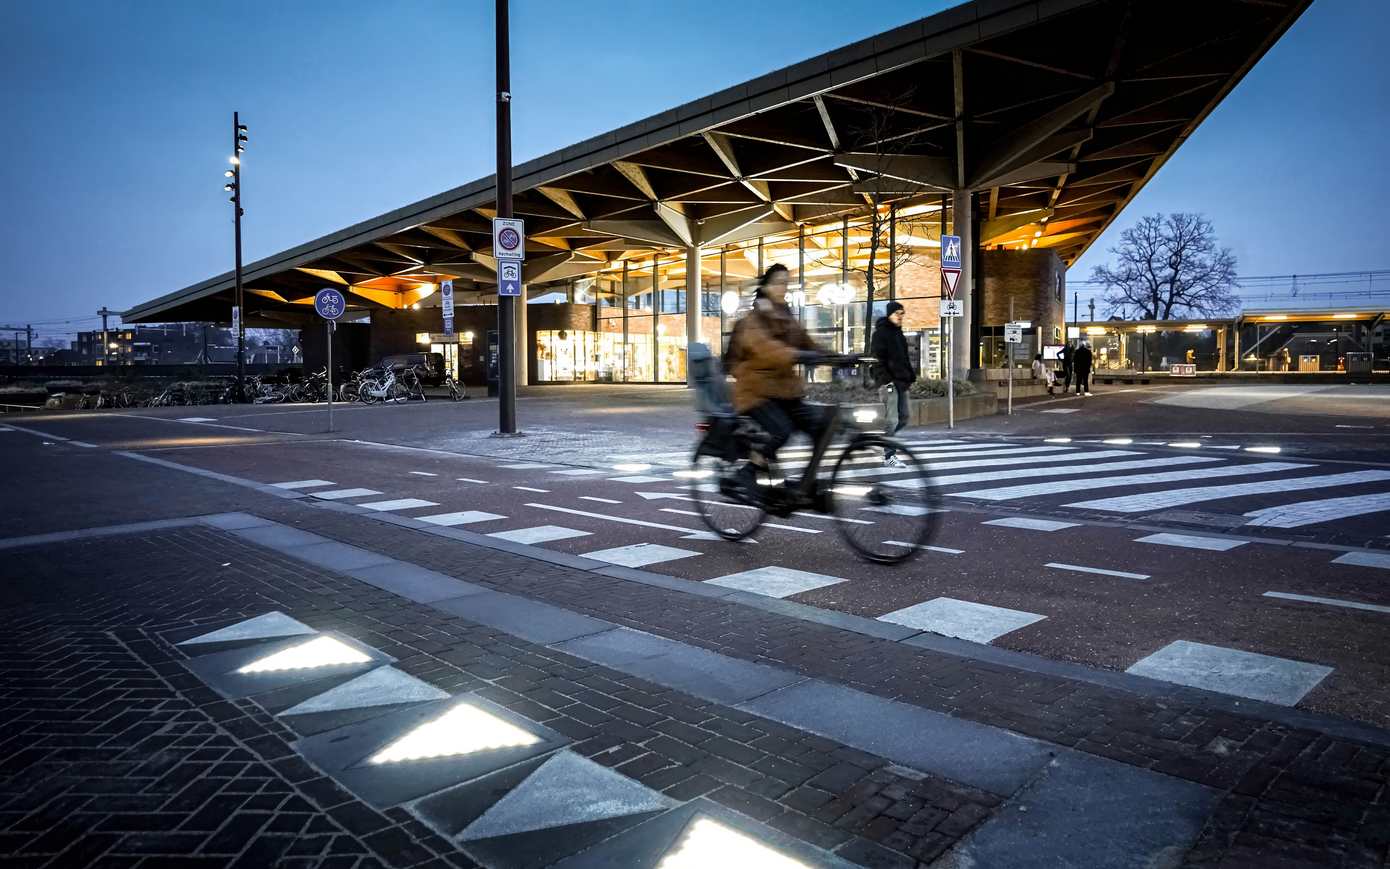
top-left (250, 435), bottom-right (1390, 711)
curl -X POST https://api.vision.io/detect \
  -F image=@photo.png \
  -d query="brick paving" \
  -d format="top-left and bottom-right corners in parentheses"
top-left (1, 527), bottom-right (1001, 868)
top-left (258, 502), bottom-right (1390, 869)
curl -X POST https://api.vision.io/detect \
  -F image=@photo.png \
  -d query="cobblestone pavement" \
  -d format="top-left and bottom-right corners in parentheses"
top-left (2, 526), bottom-right (1003, 868)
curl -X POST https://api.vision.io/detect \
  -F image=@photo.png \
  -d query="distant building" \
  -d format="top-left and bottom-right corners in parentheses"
top-left (67, 324), bottom-right (299, 366)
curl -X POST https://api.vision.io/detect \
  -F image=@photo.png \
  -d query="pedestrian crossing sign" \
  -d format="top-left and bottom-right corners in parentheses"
top-left (941, 235), bottom-right (962, 269)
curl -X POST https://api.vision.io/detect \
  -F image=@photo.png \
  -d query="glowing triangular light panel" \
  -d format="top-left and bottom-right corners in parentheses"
top-left (656, 817), bottom-right (812, 869)
top-left (235, 636), bottom-right (371, 674)
top-left (368, 702), bottom-right (539, 765)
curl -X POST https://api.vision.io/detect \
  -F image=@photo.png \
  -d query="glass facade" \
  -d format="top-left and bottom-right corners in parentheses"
top-left (529, 200), bottom-right (958, 384)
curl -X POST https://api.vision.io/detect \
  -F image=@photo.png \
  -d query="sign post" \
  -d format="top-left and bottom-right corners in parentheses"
top-left (940, 234), bottom-right (962, 430)
top-left (314, 288), bottom-right (346, 433)
top-left (492, 213), bottom-right (525, 432)
top-left (1004, 321), bottom-right (1024, 416)
top-left (440, 279), bottom-right (455, 336)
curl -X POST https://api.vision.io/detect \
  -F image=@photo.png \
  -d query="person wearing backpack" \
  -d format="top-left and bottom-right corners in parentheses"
top-left (870, 301), bottom-right (916, 467)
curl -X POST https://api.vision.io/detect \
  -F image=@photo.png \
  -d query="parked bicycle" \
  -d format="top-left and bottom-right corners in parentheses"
top-left (442, 374), bottom-right (467, 401)
top-left (356, 367), bottom-right (409, 404)
top-left (687, 344), bottom-right (940, 564)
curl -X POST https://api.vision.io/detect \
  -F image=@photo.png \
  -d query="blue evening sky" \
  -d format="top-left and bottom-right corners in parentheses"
top-left (0, 0), bottom-right (1385, 333)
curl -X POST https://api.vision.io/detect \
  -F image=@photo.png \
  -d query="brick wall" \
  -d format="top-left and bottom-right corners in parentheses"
top-left (980, 249), bottom-right (1066, 341)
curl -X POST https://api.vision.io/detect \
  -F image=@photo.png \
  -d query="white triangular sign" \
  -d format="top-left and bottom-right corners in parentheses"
top-left (941, 269), bottom-right (961, 299)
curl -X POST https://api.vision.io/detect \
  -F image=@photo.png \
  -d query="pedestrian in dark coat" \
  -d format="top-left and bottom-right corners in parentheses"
top-left (1058, 341), bottom-right (1074, 393)
top-left (870, 302), bottom-right (915, 465)
top-left (1074, 341), bottom-right (1094, 396)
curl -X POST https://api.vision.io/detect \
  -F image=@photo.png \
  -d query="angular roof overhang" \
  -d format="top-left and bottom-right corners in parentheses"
top-left (125, 0), bottom-right (1311, 324)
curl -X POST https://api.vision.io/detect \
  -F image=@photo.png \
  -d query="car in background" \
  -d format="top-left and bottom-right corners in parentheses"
top-left (379, 352), bottom-right (446, 386)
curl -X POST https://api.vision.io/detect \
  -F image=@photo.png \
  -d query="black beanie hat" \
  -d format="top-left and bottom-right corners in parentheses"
top-left (885, 301), bottom-right (905, 316)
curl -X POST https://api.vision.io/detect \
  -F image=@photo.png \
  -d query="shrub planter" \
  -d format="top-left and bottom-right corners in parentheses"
top-left (910, 392), bottom-right (997, 425)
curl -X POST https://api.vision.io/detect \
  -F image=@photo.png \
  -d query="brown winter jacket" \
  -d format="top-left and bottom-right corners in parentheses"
top-left (725, 299), bottom-right (821, 413)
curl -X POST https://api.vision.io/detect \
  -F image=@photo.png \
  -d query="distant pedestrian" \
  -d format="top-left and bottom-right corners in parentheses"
top-left (1074, 341), bottom-right (1094, 396)
top-left (1032, 353), bottom-right (1055, 395)
top-left (1058, 341), bottom-right (1074, 393)
top-left (870, 301), bottom-right (915, 467)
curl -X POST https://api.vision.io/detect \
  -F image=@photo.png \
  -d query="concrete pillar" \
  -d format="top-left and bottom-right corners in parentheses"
top-left (685, 245), bottom-right (702, 385)
top-left (952, 188), bottom-right (974, 376)
top-left (514, 285), bottom-right (528, 387)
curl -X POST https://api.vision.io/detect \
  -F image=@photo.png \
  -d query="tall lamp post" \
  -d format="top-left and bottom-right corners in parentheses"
top-left (224, 114), bottom-right (248, 400)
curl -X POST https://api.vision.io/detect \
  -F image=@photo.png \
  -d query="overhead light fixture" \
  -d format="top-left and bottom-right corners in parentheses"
top-left (229, 156), bottom-right (240, 165)
top-left (1102, 438), bottom-right (1133, 445)
top-left (1245, 446), bottom-right (1282, 454)
top-left (224, 169), bottom-right (234, 178)
top-left (1044, 437), bottom-right (1072, 444)
top-left (720, 291), bottom-right (740, 315)
top-left (1168, 441), bottom-right (1202, 449)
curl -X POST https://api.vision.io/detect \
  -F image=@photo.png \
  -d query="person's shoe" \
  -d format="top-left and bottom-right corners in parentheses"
top-left (883, 454), bottom-right (907, 469)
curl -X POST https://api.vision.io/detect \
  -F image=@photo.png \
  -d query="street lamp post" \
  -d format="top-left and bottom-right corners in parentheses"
top-left (225, 113), bottom-right (248, 400)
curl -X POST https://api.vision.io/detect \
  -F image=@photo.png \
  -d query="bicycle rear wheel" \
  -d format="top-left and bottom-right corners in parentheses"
top-left (689, 441), bottom-right (766, 541)
top-left (829, 435), bottom-right (941, 564)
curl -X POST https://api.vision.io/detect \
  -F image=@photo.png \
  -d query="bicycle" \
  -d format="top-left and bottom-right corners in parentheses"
top-left (442, 374), bottom-right (468, 401)
top-left (686, 344), bottom-right (940, 564)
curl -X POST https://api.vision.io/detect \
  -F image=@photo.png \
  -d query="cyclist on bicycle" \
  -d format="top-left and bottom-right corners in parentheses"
top-left (723, 263), bottom-right (831, 495)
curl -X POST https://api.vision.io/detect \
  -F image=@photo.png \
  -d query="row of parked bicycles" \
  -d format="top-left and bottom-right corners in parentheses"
top-left (54, 362), bottom-right (468, 410)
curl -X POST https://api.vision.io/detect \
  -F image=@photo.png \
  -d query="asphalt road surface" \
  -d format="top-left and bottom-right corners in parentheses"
top-left (5, 380), bottom-right (1389, 729)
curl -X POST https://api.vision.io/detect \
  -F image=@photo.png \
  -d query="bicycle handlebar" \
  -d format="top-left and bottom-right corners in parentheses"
top-left (798, 353), bottom-right (871, 367)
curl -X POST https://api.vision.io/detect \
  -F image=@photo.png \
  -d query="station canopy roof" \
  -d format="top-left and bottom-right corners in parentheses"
top-left (125, 0), bottom-right (1310, 326)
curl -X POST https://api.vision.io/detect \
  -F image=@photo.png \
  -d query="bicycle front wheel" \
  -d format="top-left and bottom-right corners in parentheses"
top-left (689, 448), bottom-right (766, 541)
top-left (829, 435), bottom-right (941, 564)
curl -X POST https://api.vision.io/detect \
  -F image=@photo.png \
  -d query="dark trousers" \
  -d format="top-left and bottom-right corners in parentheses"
top-left (746, 398), bottom-right (832, 460)
top-left (880, 381), bottom-right (910, 457)
top-left (1075, 368), bottom-right (1091, 394)
top-left (1061, 366), bottom-right (1073, 391)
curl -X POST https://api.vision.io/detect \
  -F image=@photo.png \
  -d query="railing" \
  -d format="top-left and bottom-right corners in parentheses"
top-left (1067, 269), bottom-right (1390, 316)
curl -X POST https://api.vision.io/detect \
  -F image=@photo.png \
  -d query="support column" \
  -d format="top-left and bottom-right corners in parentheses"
top-left (685, 245), bottom-right (702, 379)
top-left (952, 188), bottom-right (974, 376)
top-left (514, 286), bottom-right (528, 387)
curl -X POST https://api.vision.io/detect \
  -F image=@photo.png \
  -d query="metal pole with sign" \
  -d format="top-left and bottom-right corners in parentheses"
top-left (495, 0), bottom-right (519, 434)
top-left (940, 234), bottom-right (961, 430)
top-left (314, 288), bottom-right (345, 433)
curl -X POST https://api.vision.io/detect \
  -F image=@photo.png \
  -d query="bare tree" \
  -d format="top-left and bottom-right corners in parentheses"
top-left (1090, 213), bottom-right (1238, 319)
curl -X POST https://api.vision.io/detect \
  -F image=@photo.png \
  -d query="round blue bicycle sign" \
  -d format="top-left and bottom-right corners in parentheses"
top-left (314, 288), bottom-right (346, 320)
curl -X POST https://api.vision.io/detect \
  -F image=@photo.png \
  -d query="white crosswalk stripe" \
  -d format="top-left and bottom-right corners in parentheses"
top-left (951, 461), bottom-right (1309, 501)
top-left (1243, 492), bottom-right (1390, 528)
top-left (886, 454), bottom-right (1218, 489)
top-left (832, 446), bottom-right (1087, 480)
top-left (1067, 470), bottom-right (1390, 513)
